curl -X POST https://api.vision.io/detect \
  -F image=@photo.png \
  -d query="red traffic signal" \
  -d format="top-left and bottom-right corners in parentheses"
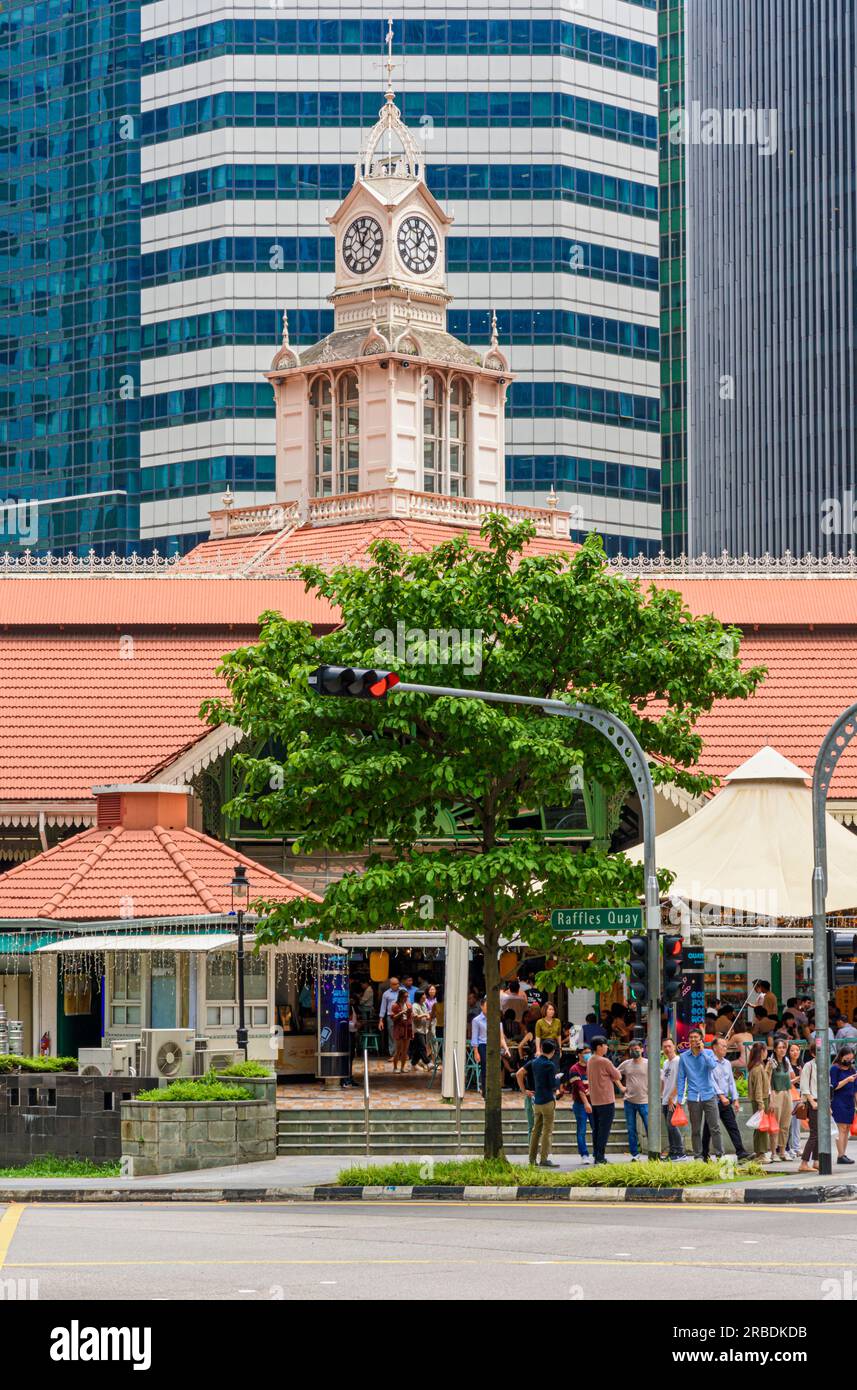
top-left (662, 933), bottom-right (683, 1003)
top-left (309, 665), bottom-right (400, 700)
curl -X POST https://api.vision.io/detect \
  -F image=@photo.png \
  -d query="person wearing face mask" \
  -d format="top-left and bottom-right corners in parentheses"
top-left (618, 1041), bottom-right (649, 1161)
top-left (566, 1046), bottom-right (593, 1162)
top-left (660, 1038), bottom-right (686, 1161)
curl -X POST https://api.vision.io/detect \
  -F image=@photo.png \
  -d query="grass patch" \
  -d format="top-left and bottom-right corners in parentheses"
top-left (0, 1155), bottom-right (121, 1178)
top-left (136, 1080), bottom-right (252, 1103)
top-left (337, 1158), bottom-right (767, 1189)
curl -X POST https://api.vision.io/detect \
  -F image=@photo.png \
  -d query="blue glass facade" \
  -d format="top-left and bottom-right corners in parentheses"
top-left (0, 0), bottom-right (142, 555)
top-left (0, 2), bottom-right (659, 556)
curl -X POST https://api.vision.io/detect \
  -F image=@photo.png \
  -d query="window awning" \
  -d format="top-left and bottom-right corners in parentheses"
top-left (37, 933), bottom-right (238, 955)
top-left (36, 933), bottom-right (346, 956)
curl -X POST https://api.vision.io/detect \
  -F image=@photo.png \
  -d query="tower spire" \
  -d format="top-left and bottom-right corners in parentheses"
top-left (281, 307), bottom-right (291, 348)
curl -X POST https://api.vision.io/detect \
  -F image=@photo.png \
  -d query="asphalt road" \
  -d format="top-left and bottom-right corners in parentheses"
top-left (3, 1200), bottom-right (857, 1302)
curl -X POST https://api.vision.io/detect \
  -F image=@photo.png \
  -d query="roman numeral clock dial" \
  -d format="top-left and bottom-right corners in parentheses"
top-left (397, 215), bottom-right (438, 274)
top-left (342, 216), bottom-right (383, 274)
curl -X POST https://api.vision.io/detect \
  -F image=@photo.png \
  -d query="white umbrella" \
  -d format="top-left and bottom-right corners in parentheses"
top-left (626, 746), bottom-right (857, 919)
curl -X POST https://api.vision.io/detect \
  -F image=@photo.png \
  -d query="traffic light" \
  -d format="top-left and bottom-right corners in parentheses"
top-left (662, 934), bottom-right (684, 1004)
top-left (308, 665), bottom-right (400, 700)
top-left (826, 931), bottom-right (857, 987)
top-left (628, 935), bottom-right (648, 1003)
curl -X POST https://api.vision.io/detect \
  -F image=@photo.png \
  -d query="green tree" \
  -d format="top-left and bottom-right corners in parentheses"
top-left (203, 519), bottom-right (765, 1159)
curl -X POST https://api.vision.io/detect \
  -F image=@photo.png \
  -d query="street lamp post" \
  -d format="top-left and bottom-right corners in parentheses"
top-left (812, 704), bottom-right (857, 1176)
top-left (388, 679), bottom-right (664, 1160)
top-left (231, 863), bottom-right (250, 1060)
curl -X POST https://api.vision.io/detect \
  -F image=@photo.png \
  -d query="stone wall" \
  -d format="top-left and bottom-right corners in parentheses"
top-left (120, 1098), bottom-right (277, 1176)
top-left (0, 1074), bottom-right (158, 1165)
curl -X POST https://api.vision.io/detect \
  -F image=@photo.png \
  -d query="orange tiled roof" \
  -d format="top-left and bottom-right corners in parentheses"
top-left (0, 823), bottom-right (319, 920)
top-left (648, 577), bottom-right (857, 627)
top-left (683, 631), bottom-right (857, 797)
top-left (0, 634), bottom-right (237, 799)
top-left (0, 577), bottom-right (334, 629)
top-left (179, 517), bottom-right (578, 576)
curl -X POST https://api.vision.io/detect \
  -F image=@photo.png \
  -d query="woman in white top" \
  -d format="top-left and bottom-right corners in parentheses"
top-left (798, 1042), bottom-right (818, 1173)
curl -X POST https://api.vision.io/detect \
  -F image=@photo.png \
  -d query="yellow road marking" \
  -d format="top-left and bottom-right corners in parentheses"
top-left (4, 1254), bottom-right (857, 1270)
top-left (0, 1205), bottom-right (25, 1269)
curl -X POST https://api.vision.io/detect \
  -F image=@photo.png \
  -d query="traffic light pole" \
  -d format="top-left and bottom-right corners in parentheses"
top-left (812, 703), bottom-right (857, 1176)
top-left (391, 680), bottom-right (663, 1160)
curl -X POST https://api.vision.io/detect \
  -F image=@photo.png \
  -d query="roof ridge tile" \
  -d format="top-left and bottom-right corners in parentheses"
top-left (152, 824), bottom-right (223, 914)
top-left (38, 825), bottom-right (125, 917)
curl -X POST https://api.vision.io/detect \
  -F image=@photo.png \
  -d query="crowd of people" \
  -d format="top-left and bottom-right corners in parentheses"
top-left (354, 969), bottom-right (857, 1173)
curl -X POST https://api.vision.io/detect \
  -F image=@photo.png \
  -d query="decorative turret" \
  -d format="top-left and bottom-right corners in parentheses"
top-left (265, 20), bottom-right (512, 508)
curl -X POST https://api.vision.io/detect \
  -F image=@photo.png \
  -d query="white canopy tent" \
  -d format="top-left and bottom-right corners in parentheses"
top-left (626, 746), bottom-right (857, 923)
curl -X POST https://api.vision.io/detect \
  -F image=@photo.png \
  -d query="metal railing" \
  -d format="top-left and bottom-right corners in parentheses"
top-left (363, 1046), bottom-right (371, 1157)
top-left (452, 1046), bottom-right (463, 1153)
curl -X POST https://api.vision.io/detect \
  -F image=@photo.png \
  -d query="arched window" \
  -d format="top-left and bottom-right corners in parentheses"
top-left (336, 373), bottom-right (360, 493)
top-left (423, 374), bottom-right (444, 493)
top-left (310, 377), bottom-right (333, 495)
top-left (448, 378), bottom-right (468, 496)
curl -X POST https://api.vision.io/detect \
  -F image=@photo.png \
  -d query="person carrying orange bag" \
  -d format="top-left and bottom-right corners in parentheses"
top-left (660, 1038), bottom-right (687, 1161)
top-left (747, 1043), bottom-right (779, 1163)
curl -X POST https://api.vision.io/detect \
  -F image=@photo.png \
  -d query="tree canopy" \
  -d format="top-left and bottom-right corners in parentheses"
top-left (203, 517), bottom-right (766, 1156)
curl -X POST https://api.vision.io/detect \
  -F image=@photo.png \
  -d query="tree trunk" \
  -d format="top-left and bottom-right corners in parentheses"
top-left (482, 925), bottom-right (505, 1160)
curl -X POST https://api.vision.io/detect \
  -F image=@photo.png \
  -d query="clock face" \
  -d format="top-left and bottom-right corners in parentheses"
top-left (397, 215), bottom-right (438, 274)
top-left (342, 216), bottom-right (383, 274)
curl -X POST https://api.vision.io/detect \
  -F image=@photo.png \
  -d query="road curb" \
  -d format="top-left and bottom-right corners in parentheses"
top-left (2, 1180), bottom-right (856, 1204)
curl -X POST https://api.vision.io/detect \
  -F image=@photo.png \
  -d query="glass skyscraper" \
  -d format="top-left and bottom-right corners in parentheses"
top-left (0, 0), bottom-right (142, 554)
top-left (2, 2), bottom-right (662, 557)
top-left (686, 0), bottom-right (857, 558)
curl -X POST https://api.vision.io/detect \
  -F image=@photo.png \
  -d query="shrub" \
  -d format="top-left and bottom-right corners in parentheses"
top-left (0, 1054), bottom-right (78, 1073)
top-left (218, 1060), bottom-right (271, 1077)
top-left (136, 1079), bottom-right (253, 1103)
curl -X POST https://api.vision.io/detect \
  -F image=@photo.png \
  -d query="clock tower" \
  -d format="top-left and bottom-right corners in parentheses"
top-left (267, 28), bottom-right (511, 506)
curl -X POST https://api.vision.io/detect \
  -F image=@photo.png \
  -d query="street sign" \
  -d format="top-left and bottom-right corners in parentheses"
top-left (551, 907), bottom-right (643, 932)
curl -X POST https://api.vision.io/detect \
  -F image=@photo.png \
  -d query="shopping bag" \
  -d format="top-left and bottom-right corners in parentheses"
top-left (759, 1110), bottom-right (779, 1133)
top-left (850, 1114), bottom-right (857, 1137)
top-left (670, 1103), bottom-right (689, 1128)
top-left (790, 1086), bottom-right (800, 1102)
top-left (746, 1109), bottom-right (764, 1131)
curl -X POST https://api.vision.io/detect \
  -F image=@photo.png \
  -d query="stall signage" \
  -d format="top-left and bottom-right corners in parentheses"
top-left (677, 945), bottom-right (706, 1027)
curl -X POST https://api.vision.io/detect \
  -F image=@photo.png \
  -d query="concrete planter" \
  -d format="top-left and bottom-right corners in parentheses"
top-left (215, 1073), bottom-right (277, 1104)
top-left (120, 1098), bottom-right (276, 1176)
top-left (0, 1073), bottom-right (157, 1166)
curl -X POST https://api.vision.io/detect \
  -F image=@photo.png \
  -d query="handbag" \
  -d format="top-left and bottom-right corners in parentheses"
top-left (794, 1099), bottom-right (808, 1121)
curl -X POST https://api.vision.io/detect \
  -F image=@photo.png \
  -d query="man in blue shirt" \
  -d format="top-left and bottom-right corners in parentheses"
top-left (516, 1038), bottom-right (561, 1167)
top-left (702, 1035), bottom-right (750, 1163)
top-left (672, 1027), bottom-right (724, 1161)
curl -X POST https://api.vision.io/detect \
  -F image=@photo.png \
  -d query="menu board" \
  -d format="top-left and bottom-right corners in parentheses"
top-left (317, 964), bottom-right (350, 1079)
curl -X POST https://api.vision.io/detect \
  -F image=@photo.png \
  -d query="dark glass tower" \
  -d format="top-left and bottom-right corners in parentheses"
top-left (658, 0), bottom-right (688, 556)
top-left (0, 0), bottom-right (141, 555)
top-left (686, 0), bottom-right (857, 557)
